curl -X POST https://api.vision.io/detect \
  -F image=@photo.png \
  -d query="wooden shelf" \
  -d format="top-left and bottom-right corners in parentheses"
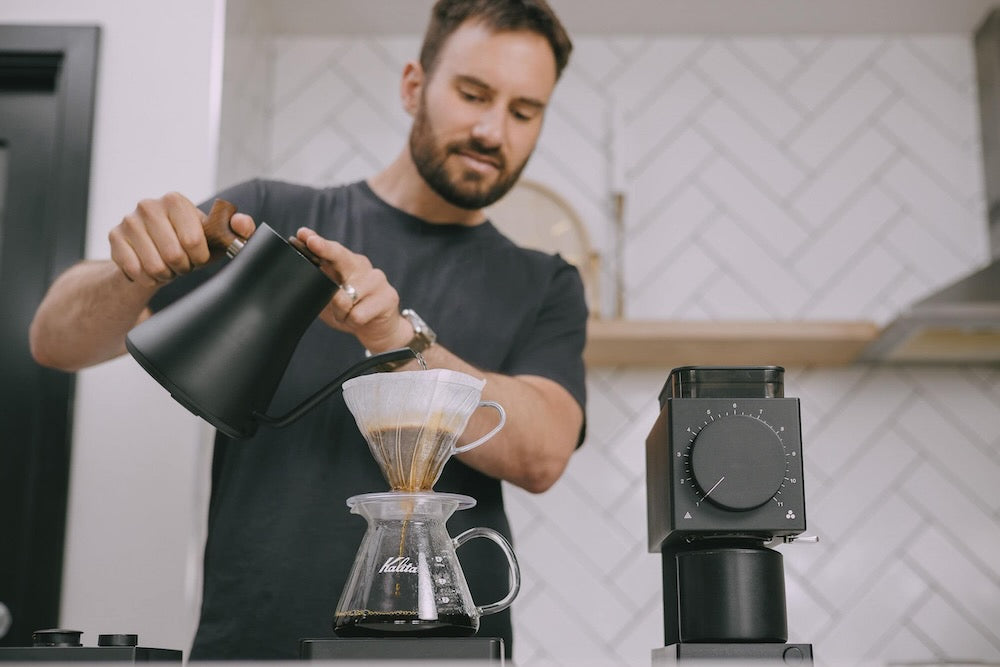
top-left (584, 319), bottom-right (880, 368)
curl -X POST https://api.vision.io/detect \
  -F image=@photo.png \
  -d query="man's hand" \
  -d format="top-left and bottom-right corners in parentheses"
top-left (30, 193), bottom-right (257, 371)
top-left (294, 227), bottom-right (414, 354)
top-left (109, 192), bottom-right (256, 287)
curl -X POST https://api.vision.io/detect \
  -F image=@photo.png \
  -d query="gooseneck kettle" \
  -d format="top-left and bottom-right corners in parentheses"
top-left (125, 199), bottom-right (414, 439)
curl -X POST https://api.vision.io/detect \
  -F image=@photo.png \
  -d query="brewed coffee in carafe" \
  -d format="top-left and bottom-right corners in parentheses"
top-left (342, 369), bottom-right (505, 490)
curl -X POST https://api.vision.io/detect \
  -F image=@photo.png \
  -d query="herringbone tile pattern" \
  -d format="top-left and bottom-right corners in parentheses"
top-left (217, 32), bottom-right (1000, 666)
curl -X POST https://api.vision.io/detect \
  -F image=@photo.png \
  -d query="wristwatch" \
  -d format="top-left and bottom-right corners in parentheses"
top-left (368, 308), bottom-right (436, 371)
top-left (400, 308), bottom-right (436, 355)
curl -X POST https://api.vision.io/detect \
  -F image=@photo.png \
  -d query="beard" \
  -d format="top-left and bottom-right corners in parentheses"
top-left (409, 98), bottom-right (528, 210)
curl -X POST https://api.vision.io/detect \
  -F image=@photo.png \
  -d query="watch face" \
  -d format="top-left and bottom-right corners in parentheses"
top-left (403, 309), bottom-right (435, 348)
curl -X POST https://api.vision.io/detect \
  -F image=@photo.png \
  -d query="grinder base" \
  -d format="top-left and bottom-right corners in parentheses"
top-left (653, 643), bottom-right (813, 664)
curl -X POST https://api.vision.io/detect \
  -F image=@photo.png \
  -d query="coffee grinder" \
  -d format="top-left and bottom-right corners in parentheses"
top-left (646, 366), bottom-right (814, 664)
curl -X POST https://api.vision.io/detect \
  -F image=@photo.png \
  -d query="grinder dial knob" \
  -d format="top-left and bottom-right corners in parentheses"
top-left (690, 415), bottom-right (787, 511)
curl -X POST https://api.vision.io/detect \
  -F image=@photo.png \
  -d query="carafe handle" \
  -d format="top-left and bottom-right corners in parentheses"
top-left (453, 527), bottom-right (520, 617)
top-left (453, 401), bottom-right (506, 454)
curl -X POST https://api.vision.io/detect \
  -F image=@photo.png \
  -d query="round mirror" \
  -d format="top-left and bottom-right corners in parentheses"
top-left (486, 180), bottom-right (601, 316)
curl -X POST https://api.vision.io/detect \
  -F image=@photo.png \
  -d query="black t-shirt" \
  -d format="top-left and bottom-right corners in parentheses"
top-left (149, 180), bottom-right (588, 660)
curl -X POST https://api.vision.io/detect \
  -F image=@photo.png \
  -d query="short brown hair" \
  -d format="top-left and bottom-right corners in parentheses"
top-left (419, 0), bottom-right (573, 80)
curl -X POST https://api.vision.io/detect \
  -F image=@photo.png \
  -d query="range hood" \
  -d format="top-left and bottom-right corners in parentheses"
top-left (861, 9), bottom-right (1000, 364)
top-left (860, 261), bottom-right (1000, 362)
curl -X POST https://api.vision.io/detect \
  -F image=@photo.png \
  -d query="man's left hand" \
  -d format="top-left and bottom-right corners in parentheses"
top-left (295, 227), bottom-right (413, 353)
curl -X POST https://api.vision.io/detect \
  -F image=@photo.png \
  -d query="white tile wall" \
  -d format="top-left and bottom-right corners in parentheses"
top-left (218, 29), bottom-right (1000, 667)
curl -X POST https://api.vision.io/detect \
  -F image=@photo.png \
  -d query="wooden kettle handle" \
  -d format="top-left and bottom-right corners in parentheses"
top-left (202, 198), bottom-right (244, 254)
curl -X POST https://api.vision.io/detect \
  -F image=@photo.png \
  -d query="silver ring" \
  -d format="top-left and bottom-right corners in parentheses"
top-left (342, 283), bottom-right (358, 304)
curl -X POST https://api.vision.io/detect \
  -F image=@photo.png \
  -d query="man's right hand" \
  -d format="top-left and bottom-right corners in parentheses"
top-left (30, 192), bottom-right (256, 371)
top-left (109, 192), bottom-right (256, 287)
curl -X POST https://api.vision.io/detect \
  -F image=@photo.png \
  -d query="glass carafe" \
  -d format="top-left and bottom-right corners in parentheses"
top-left (333, 491), bottom-right (520, 637)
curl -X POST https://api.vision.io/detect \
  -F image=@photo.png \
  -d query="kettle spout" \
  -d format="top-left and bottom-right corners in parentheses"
top-left (251, 347), bottom-right (418, 431)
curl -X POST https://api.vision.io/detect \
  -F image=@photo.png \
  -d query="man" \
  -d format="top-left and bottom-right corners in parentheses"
top-left (30, 0), bottom-right (584, 659)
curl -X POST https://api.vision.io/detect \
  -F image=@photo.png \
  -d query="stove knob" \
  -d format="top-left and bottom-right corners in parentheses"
top-left (98, 634), bottom-right (139, 647)
top-left (690, 415), bottom-right (787, 511)
top-left (32, 629), bottom-right (83, 647)
top-left (0, 602), bottom-right (10, 639)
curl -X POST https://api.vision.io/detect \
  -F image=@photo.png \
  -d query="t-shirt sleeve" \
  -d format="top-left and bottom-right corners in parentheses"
top-left (504, 256), bottom-right (588, 414)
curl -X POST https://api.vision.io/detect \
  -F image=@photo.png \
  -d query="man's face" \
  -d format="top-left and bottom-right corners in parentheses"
top-left (408, 21), bottom-right (558, 210)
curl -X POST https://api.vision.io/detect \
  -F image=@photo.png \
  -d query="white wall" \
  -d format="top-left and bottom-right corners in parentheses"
top-left (0, 0), bottom-right (225, 652)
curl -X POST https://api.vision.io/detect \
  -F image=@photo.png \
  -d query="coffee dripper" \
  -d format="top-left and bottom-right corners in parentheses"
top-left (334, 369), bottom-right (520, 638)
top-left (342, 369), bottom-right (505, 490)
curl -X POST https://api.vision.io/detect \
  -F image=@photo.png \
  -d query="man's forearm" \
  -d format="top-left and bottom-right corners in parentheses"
top-left (407, 344), bottom-right (583, 494)
top-left (30, 260), bottom-right (158, 371)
